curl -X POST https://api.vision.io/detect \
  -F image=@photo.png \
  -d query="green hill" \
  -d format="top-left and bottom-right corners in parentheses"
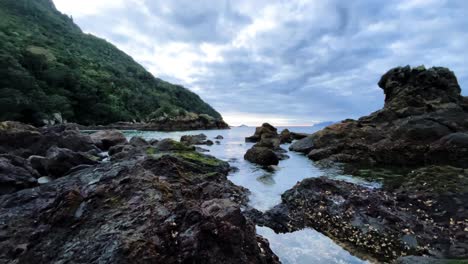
top-left (0, 0), bottom-right (222, 125)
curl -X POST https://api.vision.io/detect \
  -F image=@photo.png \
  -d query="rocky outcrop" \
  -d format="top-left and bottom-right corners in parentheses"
top-left (90, 130), bottom-right (127, 151)
top-left (83, 114), bottom-right (230, 132)
top-left (290, 66), bottom-right (468, 167)
top-left (244, 124), bottom-right (291, 166)
top-left (245, 123), bottom-right (278, 142)
top-left (244, 147), bottom-right (279, 167)
top-left (43, 146), bottom-right (99, 177)
top-left (249, 166), bottom-right (467, 262)
top-left (0, 122), bottom-right (98, 158)
top-left (181, 134), bottom-right (214, 146)
top-left (0, 154), bottom-right (39, 195)
top-left (0, 123), bottom-right (279, 263)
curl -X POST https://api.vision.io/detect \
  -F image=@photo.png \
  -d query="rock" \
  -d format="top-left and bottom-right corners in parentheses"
top-left (253, 169), bottom-right (468, 262)
top-left (27, 155), bottom-right (47, 176)
top-left (0, 154), bottom-right (39, 195)
top-left (129, 136), bottom-right (149, 147)
top-left (154, 139), bottom-right (195, 152)
top-left (290, 132), bottom-right (310, 140)
top-left (0, 146), bottom-right (278, 263)
top-left (244, 147), bottom-right (279, 166)
top-left (215, 135), bottom-right (224, 139)
top-left (44, 147), bottom-right (99, 177)
top-left (0, 122), bottom-right (98, 157)
top-left (290, 66), bottom-right (468, 167)
top-left (245, 123), bottom-right (278, 142)
top-left (90, 130), bottom-right (127, 150)
top-left (195, 147), bottom-right (210, 153)
top-left (180, 134), bottom-right (214, 146)
top-left (279, 129), bottom-right (292, 143)
top-left (108, 144), bottom-right (132, 156)
top-left (289, 136), bottom-right (314, 153)
top-left (215, 140), bottom-right (220, 145)
top-left (148, 139), bottom-right (159, 146)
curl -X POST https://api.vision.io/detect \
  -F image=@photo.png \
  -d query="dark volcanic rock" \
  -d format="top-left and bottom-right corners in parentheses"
top-left (154, 139), bottom-right (195, 152)
top-left (0, 154), bottom-right (39, 195)
top-left (289, 136), bottom-right (315, 153)
top-left (0, 121), bottom-right (98, 157)
top-left (251, 166), bottom-right (468, 262)
top-left (245, 123), bottom-right (278, 142)
top-left (44, 147), bottom-right (99, 177)
top-left (0, 147), bottom-right (278, 263)
top-left (290, 66), bottom-right (468, 167)
top-left (244, 147), bottom-right (279, 166)
top-left (129, 136), bottom-right (149, 147)
top-left (90, 130), bottom-right (127, 150)
top-left (181, 134), bottom-right (213, 146)
top-left (279, 129), bottom-right (292, 143)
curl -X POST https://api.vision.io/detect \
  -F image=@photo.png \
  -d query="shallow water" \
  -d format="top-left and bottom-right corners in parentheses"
top-left (124, 126), bottom-right (372, 264)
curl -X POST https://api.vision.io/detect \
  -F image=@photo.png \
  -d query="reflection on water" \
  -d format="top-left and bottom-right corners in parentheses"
top-left (124, 126), bottom-right (371, 264)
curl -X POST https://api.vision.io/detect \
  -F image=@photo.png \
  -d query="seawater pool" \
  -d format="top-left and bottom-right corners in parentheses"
top-left (123, 126), bottom-right (374, 264)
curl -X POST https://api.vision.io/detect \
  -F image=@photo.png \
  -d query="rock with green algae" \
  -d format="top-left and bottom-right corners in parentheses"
top-left (0, 140), bottom-right (279, 263)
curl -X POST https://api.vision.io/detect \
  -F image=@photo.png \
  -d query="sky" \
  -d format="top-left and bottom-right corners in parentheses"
top-left (52, 0), bottom-right (468, 126)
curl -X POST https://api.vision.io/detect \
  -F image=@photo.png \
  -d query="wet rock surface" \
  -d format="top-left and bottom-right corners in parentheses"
top-left (290, 66), bottom-right (468, 167)
top-left (181, 133), bottom-right (214, 146)
top-left (248, 165), bottom-right (468, 262)
top-left (90, 130), bottom-right (127, 151)
top-left (0, 122), bottom-right (279, 264)
top-left (244, 124), bottom-right (292, 167)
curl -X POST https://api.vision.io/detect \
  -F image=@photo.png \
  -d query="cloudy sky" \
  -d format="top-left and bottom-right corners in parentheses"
top-left (53, 0), bottom-right (467, 126)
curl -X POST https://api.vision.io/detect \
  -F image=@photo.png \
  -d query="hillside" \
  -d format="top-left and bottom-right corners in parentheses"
top-left (0, 0), bottom-right (222, 125)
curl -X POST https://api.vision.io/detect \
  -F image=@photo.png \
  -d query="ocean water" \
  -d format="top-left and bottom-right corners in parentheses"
top-left (124, 126), bottom-right (373, 264)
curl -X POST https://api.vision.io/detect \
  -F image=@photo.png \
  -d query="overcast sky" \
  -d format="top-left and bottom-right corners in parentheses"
top-left (53, 0), bottom-right (467, 126)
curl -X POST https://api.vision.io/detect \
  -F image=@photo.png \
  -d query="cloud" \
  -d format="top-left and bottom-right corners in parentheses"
top-left (52, 0), bottom-right (468, 126)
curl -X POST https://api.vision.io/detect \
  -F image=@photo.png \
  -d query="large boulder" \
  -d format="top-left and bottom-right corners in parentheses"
top-left (90, 130), bottom-right (127, 150)
top-left (279, 129), bottom-right (292, 143)
top-left (181, 134), bottom-right (213, 145)
top-left (154, 139), bottom-right (195, 152)
top-left (244, 147), bottom-right (279, 166)
top-left (0, 145), bottom-right (278, 263)
top-left (289, 66), bottom-right (468, 167)
top-left (253, 167), bottom-right (467, 262)
top-left (289, 136), bottom-right (315, 153)
top-left (44, 147), bottom-right (98, 177)
top-left (0, 121), bottom-right (98, 157)
top-left (0, 154), bottom-right (39, 195)
top-left (245, 123), bottom-right (278, 142)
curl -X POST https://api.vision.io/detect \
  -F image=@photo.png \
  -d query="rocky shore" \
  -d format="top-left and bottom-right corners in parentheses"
top-left (82, 114), bottom-right (230, 132)
top-left (247, 66), bottom-right (468, 262)
top-left (0, 121), bottom-right (278, 263)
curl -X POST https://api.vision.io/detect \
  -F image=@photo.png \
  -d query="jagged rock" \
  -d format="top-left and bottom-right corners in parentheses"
top-left (90, 130), bottom-right (127, 151)
top-left (44, 147), bottom-right (99, 177)
top-left (244, 147), bottom-right (279, 166)
top-left (0, 154), bottom-right (39, 195)
top-left (0, 147), bottom-right (278, 263)
top-left (155, 139), bottom-right (195, 152)
top-left (290, 132), bottom-right (310, 140)
top-left (251, 166), bottom-right (467, 262)
top-left (279, 129), bottom-right (292, 143)
top-left (215, 135), bottom-right (224, 139)
top-left (27, 155), bottom-right (47, 176)
top-left (129, 136), bottom-right (149, 147)
top-left (181, 134), bottom-right (213, 146)
top-left (245, 123), bottom-right (278, 142)
top-left (289, 136), bottom-right (314, 153)
top-left (289, 66), bottom-right (468, 167)
top-left (0, 121), bottom-right (97, 157)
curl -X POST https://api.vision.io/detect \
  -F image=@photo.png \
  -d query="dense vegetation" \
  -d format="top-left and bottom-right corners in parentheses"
top-left (0, 0), bottom-right (221, 125)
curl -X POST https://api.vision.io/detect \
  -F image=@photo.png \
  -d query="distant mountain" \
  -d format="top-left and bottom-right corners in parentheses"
top-left (0, 0), bottom-right (222, 125)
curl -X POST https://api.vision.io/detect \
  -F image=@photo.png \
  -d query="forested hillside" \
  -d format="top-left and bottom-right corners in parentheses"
top-left (0, 0), bottom-right (222, 125)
